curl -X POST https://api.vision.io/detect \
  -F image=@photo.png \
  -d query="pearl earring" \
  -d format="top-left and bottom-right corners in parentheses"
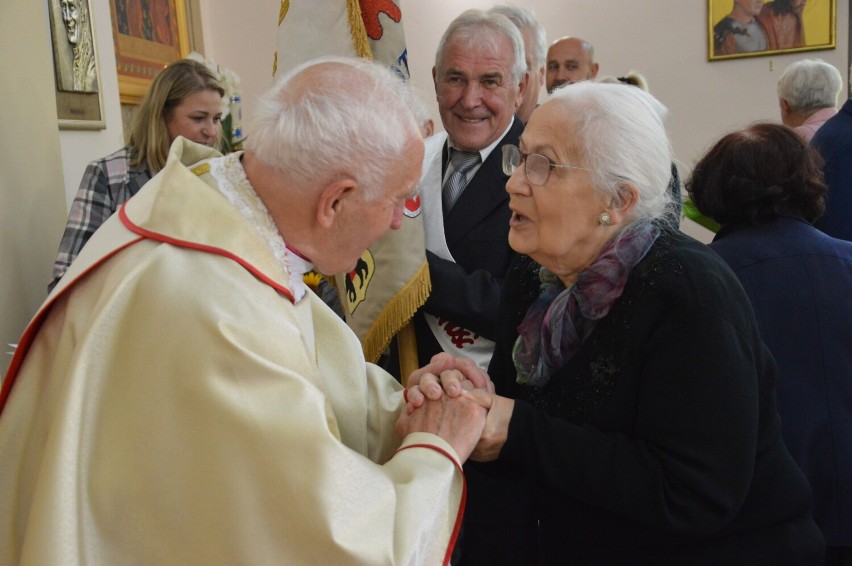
top-left (598, 211), bottom-right (612, 226)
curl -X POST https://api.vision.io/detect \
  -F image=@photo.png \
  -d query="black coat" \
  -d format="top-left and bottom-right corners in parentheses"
top-left (413, 119), bottom-right (524, 366)
top-left (459, 229), bottom-right (824, 565)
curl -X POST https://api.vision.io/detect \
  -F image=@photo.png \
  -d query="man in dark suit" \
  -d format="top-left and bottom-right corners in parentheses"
top-left (811, 70), bottom-right (852, 242)
top-left (412, 9), bottom-right (528, 372)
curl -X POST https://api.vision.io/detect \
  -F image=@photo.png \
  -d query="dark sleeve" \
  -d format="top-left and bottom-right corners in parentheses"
top-left (500, 276), bottom-right (768, 535)
top-left (422, 249), bottom-right (506, 339)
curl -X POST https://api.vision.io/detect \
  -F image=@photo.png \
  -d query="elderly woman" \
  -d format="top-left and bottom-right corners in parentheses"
top-left (689, 123), bottom-right (852, 565)
top-left (411, 83), bottom-right (824, 565)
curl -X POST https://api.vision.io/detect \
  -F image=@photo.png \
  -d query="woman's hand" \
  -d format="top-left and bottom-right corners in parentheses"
top-left (404, 354), bottom-right (493, 414)
top-left (466, 393), bottom-right (515, 463)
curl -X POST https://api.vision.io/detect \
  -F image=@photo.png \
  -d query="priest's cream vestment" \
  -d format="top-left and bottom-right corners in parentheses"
top-left (0, 140), bottom-right (464, 565)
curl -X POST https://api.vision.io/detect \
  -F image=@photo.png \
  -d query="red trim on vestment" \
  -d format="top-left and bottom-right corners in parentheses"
top-left (0, 237), bottom-right (144, 415)
top-left (395, 443), bottom-right (467, 566)
top-left (118, 205), bottom-right (296, 304)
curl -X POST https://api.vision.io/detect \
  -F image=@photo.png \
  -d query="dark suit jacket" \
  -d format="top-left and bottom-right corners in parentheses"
top-left (711, 216), bottom-right (852, 546)
top-left (811, 99), bottom-right (852, 241)
top-left (413, 118), bottom-right (524, 366)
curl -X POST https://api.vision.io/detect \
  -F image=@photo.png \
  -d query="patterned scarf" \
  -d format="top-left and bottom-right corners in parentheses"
top-left (513, 220), bottom-right (660, 387)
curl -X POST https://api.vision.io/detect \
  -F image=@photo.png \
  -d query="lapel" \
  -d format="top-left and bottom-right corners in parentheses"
top-left (443, 119), bottom-right (524, 248)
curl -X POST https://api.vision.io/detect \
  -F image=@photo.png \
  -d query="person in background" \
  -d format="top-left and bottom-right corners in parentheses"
top-left (412, 81), bottom-right (825, 565)
top-left (545, 35), bottom-right (598, 93)
top-left (714, 0), bottom-right (768, 55)
top-left (759, 0), bottom-right (806, 50)
top-left (777, 58), bottom-right (842, 142)
top-left (688, 123), bottom-right (852, 566)
top-left (0, 56), bottom-right (488, 565)
top-left (49, 59), bottom-right (225, 292)
top-left (408, 9), bottom-right (527, 373)
top-left (810, 64), bottom-right (852, 242)
top-left (489, 4), bottom-right (547, 123)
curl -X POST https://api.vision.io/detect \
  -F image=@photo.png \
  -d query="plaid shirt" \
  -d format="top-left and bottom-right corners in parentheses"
top-left (49, 147), bottom-right (152, 292)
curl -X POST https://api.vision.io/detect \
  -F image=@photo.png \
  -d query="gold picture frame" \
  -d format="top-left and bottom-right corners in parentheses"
top-left (708, 0), bottom-right (836, 61)
top-left (48, 0), bottom-right (106, 130)
top-left (108, 0), bottom-right (191, 105)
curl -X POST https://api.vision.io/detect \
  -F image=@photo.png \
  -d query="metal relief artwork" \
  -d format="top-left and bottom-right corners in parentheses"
top-left (58, 0), bottom-right (99, 92)
top-left (48, 0), bottom-right (104, 129)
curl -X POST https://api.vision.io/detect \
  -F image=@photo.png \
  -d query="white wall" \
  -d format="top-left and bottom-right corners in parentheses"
top-left (0, 0), bottom-right (69, 373)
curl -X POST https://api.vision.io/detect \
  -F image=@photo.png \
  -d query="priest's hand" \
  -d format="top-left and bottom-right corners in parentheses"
top-left (395, 393), bottom-right (486, 463)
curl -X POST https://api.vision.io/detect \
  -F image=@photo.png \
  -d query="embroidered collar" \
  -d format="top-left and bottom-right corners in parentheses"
top-left (207, 151), bottom-right (313, 302)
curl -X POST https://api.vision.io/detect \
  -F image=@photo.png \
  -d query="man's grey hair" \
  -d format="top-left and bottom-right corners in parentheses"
top-left (247, 57), bottom-right (419, 201)
top-left (488, 4), bottom-right (547, 72)
top-left (434, 9), bottom-right (527, 84)
top-left (548, 82), bottom-right (673, 223)
top-left (777, 59), bottom-right (843, 114)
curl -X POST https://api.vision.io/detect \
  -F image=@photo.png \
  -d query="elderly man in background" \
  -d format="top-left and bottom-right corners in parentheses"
top-left (0, 57), bottom-right (487, 565)
top-left (545, 35), bottom-right (599, 93)
top-left (489, 4), bottom-right (547, 123)
top-left (777, 58), bottom-right (842, 142)
top-left (406, 9), bottom-right (527, 374)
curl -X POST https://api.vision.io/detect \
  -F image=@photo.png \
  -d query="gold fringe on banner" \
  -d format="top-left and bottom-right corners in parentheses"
top-left (272, 0), bottom-right (290, 76)
top-left (278, 0), bottom-right (289, 26)
top-left (361, 260), bottom-right (430, 364)
top-left (347, 0), bottom-right (373, 59)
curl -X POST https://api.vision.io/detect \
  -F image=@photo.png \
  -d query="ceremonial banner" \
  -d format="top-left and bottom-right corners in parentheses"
top-left (275, 1), bottom-right (429, 375)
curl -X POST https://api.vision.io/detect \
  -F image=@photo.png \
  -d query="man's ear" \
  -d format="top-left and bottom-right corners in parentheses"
top-left (317, 178), bottom-right (358, 229)
top-left (607, 181), bottom-right (640, 225)
top-left (516, 72), bottom-right (530, 110)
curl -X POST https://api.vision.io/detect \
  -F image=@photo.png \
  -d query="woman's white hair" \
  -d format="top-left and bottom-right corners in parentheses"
top-left (434, 9), bottom-right (527, 84)
top-left (777, 59), bottom-right (843, 114)
top-left (548, 81), bottom-right (673, 223)
top-left (247, 56), bottom-right (419, 201)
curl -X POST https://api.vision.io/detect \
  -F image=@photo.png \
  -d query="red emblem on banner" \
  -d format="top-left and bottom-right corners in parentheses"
top-left (403, 195), bottom-right (421, 218)
top-left (358, 0), bottom-right (402, 40)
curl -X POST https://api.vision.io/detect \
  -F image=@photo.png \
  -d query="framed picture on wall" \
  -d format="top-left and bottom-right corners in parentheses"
top-left (708, 0), bottom-right (836, 61)
top-left (48, 0), bottom-right (106, 130)
top-left (108, 0), bottom-right (191, 104)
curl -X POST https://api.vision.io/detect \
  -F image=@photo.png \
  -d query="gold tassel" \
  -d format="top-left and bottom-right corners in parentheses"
top-left (361, 260), bottom-right (430, 363)
top-left (347, 0), bottom-right (373, 59)
top-left (278, 0), bottom-right (289, 26)
top-left (396, 323), bottom-right (418, 387)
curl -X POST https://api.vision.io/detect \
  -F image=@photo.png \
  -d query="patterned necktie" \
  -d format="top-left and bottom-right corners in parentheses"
top-left (443, 150), bottom-right (481, 212)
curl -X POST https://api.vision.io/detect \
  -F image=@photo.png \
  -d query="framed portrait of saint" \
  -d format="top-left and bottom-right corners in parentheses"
top-left (109, 0), bottom-right (191, 104)
top-left (48, 0), bottom-right (105, 129)
top-left (708, 0), bottom-right (836, 60)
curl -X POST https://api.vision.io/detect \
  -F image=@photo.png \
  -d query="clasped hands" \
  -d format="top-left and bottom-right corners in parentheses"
top-left (395, 353), bottom-right (514, 464)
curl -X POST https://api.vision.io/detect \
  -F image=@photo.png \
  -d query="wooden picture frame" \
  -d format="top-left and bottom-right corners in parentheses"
top-left (708, 0), bottom-right (836, 61)
top-left (108, 0), bottom-right (191, 104)
top-left (48, 0), bottom-right (105, 130)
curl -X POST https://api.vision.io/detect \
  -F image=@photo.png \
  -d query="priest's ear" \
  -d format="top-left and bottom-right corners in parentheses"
top-left (316, 178), bottom-right (358, 228)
